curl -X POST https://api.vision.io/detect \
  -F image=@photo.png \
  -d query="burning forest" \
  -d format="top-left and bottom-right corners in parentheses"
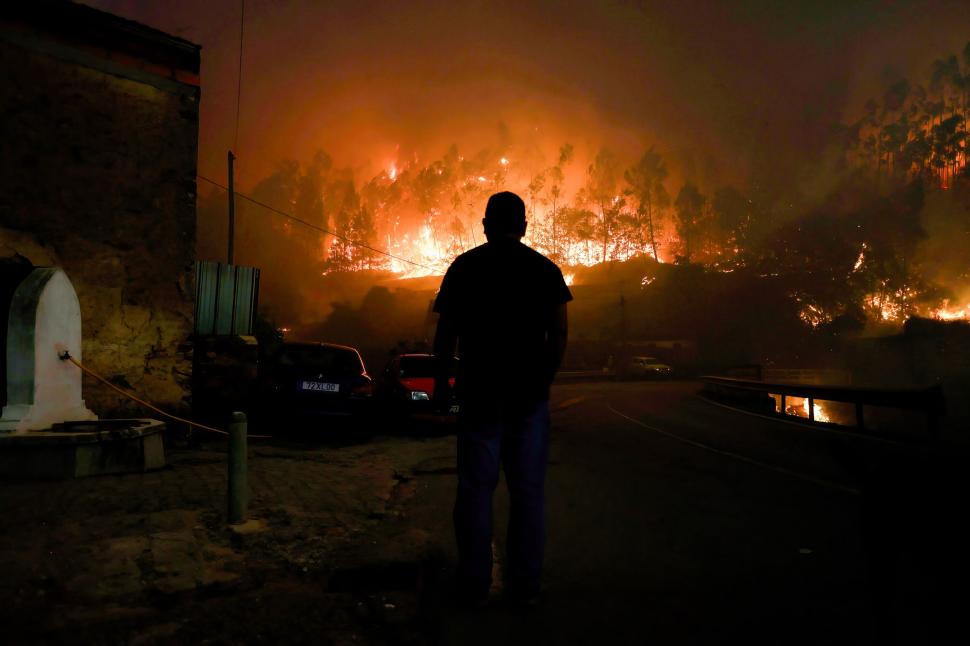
top-left (197, 38), bottom-right (970, 351)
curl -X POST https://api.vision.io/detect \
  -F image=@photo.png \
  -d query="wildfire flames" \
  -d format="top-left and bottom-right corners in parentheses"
top-left (386, 224), bottom-right (451, 277)
top-left (360, 147), bottom-right (970, 326)
top-left (932, 300), bottom-right (970, 321)
top-left (864, 287), bottom-right (920, 322)
top-left (336, 151), bottom-right (665, 280)
top-left (801, 398), bottom-right (831, 423)
top-left (772, 395), bottom-right (832, 424)
top-left (340, 147), bottom-right (968, 327)
top-left (861, 291), bottom-right (970, 323)
top-left (332, 143), bottom-right (970, 327)
top-left (799, 304), bottom-right (833, 328)
top-left (799, 294), bottom-right (970, 328)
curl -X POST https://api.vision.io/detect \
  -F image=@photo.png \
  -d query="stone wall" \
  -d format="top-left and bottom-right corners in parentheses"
top-left (0, 24), bottom-right (199, 416)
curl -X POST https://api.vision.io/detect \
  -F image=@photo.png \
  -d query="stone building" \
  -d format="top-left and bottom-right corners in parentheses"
top-left (0, 1), bottom-right (200, 415)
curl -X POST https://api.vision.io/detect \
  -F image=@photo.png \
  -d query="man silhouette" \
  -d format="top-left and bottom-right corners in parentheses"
top-left (433, 191), bottom-right (572, 606)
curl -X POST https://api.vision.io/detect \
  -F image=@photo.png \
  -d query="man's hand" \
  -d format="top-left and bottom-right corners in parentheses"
top-left (432, 376), bottom-right (452, 413)
top-left (432, 311), bottom-right (458, 413)
top-left (546, 303), bottom-right (568, 384)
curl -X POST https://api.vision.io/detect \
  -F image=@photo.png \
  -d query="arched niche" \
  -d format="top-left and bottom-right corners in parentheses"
top-left (0, 268), bottom-right (96, 432)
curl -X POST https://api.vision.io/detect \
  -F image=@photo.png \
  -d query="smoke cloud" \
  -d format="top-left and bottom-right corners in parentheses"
top-left (86, 0), bottom-right (970, 196)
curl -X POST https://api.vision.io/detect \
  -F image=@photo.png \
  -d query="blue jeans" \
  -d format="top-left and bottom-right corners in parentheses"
top-left (454, 398), bottom-right (550, 594)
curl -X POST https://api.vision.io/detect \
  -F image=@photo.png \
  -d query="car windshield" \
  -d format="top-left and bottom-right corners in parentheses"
top-left (399, 356), bottom-right (456, 378)
top-left (279, 345), bottom-right (362, 374)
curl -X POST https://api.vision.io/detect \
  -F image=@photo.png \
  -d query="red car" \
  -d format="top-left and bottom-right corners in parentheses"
top-left (377, 353), bottom-right (459, 418)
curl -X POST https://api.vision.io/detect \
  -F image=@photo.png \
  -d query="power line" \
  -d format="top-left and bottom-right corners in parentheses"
top-left (196, 174), bottom-right (436, 271)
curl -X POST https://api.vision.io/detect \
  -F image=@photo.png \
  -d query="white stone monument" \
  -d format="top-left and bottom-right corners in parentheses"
top-left (0, 268), bottom-right (97, 432)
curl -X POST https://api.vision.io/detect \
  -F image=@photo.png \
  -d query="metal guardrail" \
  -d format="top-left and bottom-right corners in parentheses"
top-left (700, 376), bottom-right (946, 438)
top-left (762, 368), bottom-right (852, 386)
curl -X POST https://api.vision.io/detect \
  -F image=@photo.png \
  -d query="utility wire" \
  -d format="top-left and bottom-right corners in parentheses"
top-left (196, 174), bottom-right (436, 271)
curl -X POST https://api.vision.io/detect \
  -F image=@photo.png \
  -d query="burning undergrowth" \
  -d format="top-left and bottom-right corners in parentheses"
top-left (759, 176), bottom-right (965, 335)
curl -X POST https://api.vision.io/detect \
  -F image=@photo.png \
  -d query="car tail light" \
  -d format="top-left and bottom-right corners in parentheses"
top-left (352, 380), bottom-right (373, 396)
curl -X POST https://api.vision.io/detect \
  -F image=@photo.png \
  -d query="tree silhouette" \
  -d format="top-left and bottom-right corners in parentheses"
top-left (545, 143), bottom-right (574, 262)
top-left (624, 146), bottom-right (669, 262)
top-left (583, 147), bottom-right (623, 262)
top-left (847, 42), bottom-right (969, 187)
top-left (674, 182), bottom-right (706, 264)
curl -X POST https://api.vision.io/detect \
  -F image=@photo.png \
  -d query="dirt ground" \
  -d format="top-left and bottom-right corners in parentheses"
top-left (0, 432), bottom-right (456, 645)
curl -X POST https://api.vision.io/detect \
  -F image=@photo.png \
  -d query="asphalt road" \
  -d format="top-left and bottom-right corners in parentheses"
top-left (401, 380), bottom-right (917, 646)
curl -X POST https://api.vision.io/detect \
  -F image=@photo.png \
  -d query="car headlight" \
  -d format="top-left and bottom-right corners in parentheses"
top-left (410, 391), bottom-right (430, 401)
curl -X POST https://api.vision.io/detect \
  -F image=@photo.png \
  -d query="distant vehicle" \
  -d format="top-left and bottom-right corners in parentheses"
top-left (377, 353), bottom-right (459, 419)
top-left (627, 356), bottom-right (673, 379)
top-left (260, 342), bottom-right (373, 422)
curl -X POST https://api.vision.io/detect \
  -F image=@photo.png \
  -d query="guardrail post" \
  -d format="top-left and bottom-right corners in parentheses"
top-left (808, 397), bottom-right (815, 422)
top-left (228, 411), bottom-right (248, 524)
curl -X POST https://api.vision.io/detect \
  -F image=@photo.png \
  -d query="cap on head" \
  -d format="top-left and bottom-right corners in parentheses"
top-left (483, 191), bottom-right (527, 238)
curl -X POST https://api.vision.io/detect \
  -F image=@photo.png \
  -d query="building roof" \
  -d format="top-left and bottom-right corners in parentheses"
top-left (1, 1), bottom-right (200, 89)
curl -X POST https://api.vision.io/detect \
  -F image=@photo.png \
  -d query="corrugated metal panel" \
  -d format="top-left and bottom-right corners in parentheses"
top-left (213, 263), bottom-right (237, 334)
top-left (231, 264), bottom-right (258, 335)
top-left (194, 261), bottom-right (260, 336)
top-left (194, 261), bottom-right (219, 335)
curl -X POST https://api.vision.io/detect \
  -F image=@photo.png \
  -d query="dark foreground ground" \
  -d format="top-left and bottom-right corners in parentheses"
top-left (1, 381), bottom-right (966, 645)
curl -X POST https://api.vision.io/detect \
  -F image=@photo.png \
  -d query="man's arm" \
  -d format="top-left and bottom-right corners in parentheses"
top-left (546, 303), bottom-right (568, 381)
top-left (432, 312), bottom-right (458, 406)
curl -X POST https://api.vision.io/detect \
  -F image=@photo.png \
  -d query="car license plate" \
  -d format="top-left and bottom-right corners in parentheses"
top-left (449, 404), bottom-right (460, 414)
top-left (301, 381), bottom-right (339, 392)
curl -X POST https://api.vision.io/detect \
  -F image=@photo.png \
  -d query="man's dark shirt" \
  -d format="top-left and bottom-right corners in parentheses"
top-left (433, 239), bottom-right (573, 403)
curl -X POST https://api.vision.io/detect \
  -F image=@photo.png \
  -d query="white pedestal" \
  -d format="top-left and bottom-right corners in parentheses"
top-left (1, 268), bottom-right (96, 432)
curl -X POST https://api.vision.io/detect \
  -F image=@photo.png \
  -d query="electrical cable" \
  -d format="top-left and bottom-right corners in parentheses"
top-left (196, 174), bottom-right (436, 271)
top-left (59, 351), bottom-right (271, 439)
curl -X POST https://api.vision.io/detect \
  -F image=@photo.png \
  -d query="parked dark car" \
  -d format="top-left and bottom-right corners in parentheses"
top-left (626, 355), bottom-right (673, 379)
top-left (259, 342), bottom-right (373, 424)
top-left (377, 353), bottom-right (459, 420)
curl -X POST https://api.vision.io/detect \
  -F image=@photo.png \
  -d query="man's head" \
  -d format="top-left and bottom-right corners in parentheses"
top-left (483, 191), bottom-right (527, 241)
